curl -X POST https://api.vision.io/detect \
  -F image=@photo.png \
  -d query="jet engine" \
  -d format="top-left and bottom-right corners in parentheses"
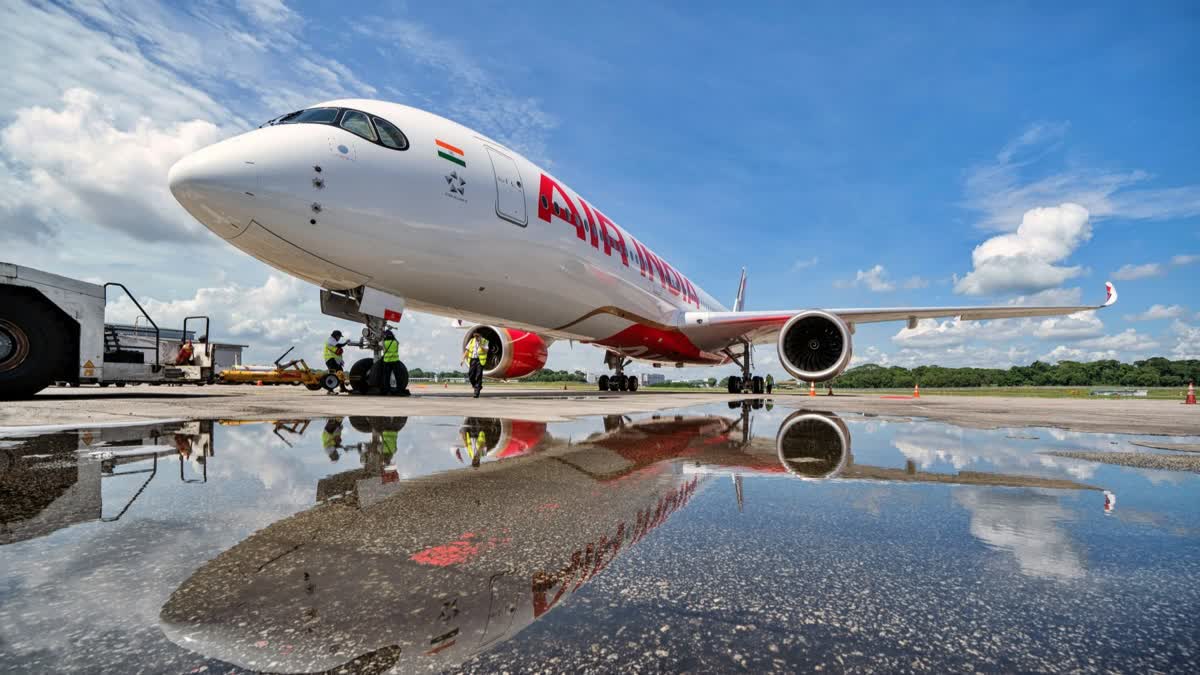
top-left (776, 310), bottom-right (853, 382)
top-left (775, 412), bottom-right (851, 479)
top-left (462, 326), bottom-right (550, 379)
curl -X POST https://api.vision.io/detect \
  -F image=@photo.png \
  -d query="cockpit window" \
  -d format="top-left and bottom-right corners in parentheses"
top-left (373, 116), bottom-right (409, 150)
top-left (339, 110), bottom-right (377, 142)
top-left (263, 106), bottom-right (410, 151)
top-left (281, 108), bottom-right (339, 125)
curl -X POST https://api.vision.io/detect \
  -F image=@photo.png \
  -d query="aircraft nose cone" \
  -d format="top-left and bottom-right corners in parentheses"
top-left (168, 137), bottom-right (259, 238)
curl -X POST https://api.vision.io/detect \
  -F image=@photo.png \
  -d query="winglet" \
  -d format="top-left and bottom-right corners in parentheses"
top-left (1103, 281), bottom-right (1118, 307)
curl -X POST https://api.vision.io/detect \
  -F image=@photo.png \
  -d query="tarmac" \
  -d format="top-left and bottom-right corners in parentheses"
top-left (3, 384), bottom-right (1198, 435)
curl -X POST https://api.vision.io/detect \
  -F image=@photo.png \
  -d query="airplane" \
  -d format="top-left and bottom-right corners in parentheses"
top-left (167, 100), bottom-right (1119, 394)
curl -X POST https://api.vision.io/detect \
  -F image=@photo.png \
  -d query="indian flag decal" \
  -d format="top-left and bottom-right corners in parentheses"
top-left (436, 139), bottom-right (465, 167)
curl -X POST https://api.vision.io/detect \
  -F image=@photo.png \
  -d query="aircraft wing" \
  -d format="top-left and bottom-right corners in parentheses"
top-left (682, 282), bottom-right (1118, 346)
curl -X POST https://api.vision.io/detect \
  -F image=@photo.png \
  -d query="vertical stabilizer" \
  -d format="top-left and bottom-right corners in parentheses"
top-left (732, 268), bottom-right (747, 312)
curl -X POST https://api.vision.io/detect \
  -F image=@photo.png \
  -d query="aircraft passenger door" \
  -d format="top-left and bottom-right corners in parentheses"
top-left (485, 147), bottom-right (527, 227)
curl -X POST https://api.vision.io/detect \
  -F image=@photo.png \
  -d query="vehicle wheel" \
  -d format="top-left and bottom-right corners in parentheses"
top-left (627, 376), bottom-right (638, 392)
top-left (598, 374), bottom-right (610, 392)
top-left (320, 373), bottom-right (341, 392)
top-left (0, 293), bottom-right (74, 400)
top-left (348, 358), bottom-right (374, 394)
top-left (751, 376), bottom-right (764, 394)
top-left (98, 382), bottom-right (109, 388)
top-left (305, 382), bottom-right (322, 391)
top-left (115, 382), bottom-right (126, 388)
top-left (727, 376), bottom-right (741, 394)
top-left (614, 375), bottom-right (626, 391)
top-left (385, 361), bottom-right (409, 395)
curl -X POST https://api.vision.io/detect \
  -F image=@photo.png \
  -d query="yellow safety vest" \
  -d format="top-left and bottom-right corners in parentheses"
top-left (381, 430), bottom-right (398, 458)
top-left (382, 339), bottom-right (400, 363)
top-left (467, 338), bottom-right (486, 363)
top-left (324, 341), bottom-right (341, 362)
top-left (463, 430), bottom-right (487, 459)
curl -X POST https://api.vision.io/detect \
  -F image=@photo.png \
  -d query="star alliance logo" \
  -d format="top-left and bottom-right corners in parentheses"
top-left (445, 170), bottom-right (466, 197)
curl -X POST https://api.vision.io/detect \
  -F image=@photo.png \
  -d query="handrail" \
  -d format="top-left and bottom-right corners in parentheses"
top-left (100, 454), bottom-right (158, 522)
top-left (104, 282), bottom-right (160, 368)
top-left (183, 315), bottom-right (210, 343)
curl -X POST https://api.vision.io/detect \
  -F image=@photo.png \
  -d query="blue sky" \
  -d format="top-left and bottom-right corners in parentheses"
top-left (1, 0), bottom-right (1197, 373)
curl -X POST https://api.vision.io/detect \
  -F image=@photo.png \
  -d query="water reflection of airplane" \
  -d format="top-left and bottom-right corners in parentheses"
top-left (159, 407), bottom-right (1102, 673)
top-left (0, 421), bottom-right (214, 545)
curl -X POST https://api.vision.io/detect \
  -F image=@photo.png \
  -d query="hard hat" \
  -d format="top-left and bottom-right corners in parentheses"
top-left (331, 330), bottom-right (343, 338)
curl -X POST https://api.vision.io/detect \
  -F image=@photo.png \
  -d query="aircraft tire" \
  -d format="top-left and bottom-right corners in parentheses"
top-left (751, 376), bottom-right (765, 394)
top-left (348, 358), bottom-right (374, 394)
top-left (727, 376), bottom-right (741, 394)
top-left (627, 376), bottom-right (638, 392)
top-left (598, 374), bottom-right (610, 391)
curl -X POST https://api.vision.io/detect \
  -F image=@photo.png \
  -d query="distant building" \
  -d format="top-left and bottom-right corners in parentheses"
top-left (641, 373), bottom-right (666, 385)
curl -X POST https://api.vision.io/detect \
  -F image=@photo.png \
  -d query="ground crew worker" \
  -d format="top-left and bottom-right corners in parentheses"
top-left (765, 373), bottom-right (774, 395)
top-left (462, 428), bottom-right (487, 468)
top-left (380, 429), bottom-right (398, 461)
top-left (175, 339), bottom-right (195, 365)
top-left (380, 329), bottom-right (405, 395)
top-left (321, 417), bottom-right (344, 461)
top-left (461, 333), bottom-right (488, 398)
top-left (324, 330), bottom-right (351, 394)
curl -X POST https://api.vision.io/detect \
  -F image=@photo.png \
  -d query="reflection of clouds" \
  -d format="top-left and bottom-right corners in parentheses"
top-left (890, 424), bottom-right (1113, 481)
top-left (954, 487), bottom-right (1085, 580)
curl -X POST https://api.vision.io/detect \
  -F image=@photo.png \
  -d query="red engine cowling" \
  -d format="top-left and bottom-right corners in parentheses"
top-left (462, 326), bottom-right (550, 379)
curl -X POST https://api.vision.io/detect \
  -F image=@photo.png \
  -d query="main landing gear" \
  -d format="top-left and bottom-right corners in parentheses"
top-left (347, 315), bottom-right (409, 396)
top-left (724, 340), bottom-right (765, 394)
top-left (598, 351), bottom-right (638, 392)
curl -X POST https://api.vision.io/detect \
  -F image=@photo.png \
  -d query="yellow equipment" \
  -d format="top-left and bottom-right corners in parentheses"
top-left (218, 346), bottom-right (348, 392)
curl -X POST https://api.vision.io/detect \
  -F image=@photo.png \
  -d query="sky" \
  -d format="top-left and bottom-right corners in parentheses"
top-left (1, 0), bottom-right (1198, 378)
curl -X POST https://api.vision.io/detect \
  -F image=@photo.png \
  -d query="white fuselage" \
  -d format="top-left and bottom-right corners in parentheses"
top-left (169, 99), bottom-right (729, 364)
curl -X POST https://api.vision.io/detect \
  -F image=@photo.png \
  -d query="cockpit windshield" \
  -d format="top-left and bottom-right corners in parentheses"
top-left (260, 107), bottom-right (409, 151)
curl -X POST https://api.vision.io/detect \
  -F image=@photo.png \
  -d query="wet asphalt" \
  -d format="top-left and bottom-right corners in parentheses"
top-left (1, 404), bottom-right (1198, 673)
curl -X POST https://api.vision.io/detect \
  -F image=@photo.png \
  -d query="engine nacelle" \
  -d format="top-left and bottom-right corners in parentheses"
top-left (775, 412), bottom-right (851, 480)
top-left (776, 310), bottom-right (853, 382)
top-left (462, 326), bottom-right (549, 379)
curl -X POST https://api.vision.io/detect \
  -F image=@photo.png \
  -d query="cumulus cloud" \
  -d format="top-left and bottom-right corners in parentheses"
top-left (1111, 263), bottom-right (1164, 280)
top-left (1005, 287), bottom-right (1083, 306)
top-left (953, 203), bottom-right (1091, 296)
top-left (837, 264), bottom-right (895, 291)
top-left (1077, 329), bottom-right (1159, 351)
top-left (1125, 304), bottom-right (1187, 321)
top-left (1169, 321), bottom-right (1200, 360)
top-left (1032, 311), bottom-right (1104, 340)
top-left (893, 317), bottom-right (1027, 349)
top-left (1038, 345), bottom-right (1120, 363)
top-left (0, 89), bottom-right (221, 243)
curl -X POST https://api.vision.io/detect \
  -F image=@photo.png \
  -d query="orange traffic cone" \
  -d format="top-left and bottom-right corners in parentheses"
top-left (913, 383), bottom-right (920, 399)
top-left (1187, 381), bottom-right (1197, 405)
top-left (808, 381), bottom-right (816, 397)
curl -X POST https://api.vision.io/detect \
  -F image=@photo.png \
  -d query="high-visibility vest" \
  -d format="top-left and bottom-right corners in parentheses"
top-left (382, 339), bottom-right (400, 363)
top-left (324, 340), bottom-right (341, 362)
top-left (381, 430), bottom-right (398, 458)
top-left (463, 430), bottom-right (487, 459)
top-left (467, 337), bottom-right (486, 363)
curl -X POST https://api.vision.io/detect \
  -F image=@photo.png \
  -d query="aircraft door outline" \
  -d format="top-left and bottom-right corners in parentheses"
top-left (485, 147), bottom-right (527, 227)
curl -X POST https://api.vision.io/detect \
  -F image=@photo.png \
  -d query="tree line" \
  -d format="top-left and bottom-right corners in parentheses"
top-left (832, 358), bottom-right (1199, 388)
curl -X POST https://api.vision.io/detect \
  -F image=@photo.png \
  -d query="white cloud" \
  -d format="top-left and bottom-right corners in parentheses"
top-left (838, 264), bottom-right (895, 291)
top-left (893, 317), bottom-right (1028, 349)
top-left (1033, 311), bottom-right (1104, 340)
top-left (791, 256), bottom-right (819, 271)
top-left (1169, 321), bottom-right (1200, 360)
top-left (953, 203), bottom-right (1091, 296)
top-left (1005, 287), bottom-right (1083, 306)
top-left (1171, 254), bottom-right (1199, 266)
top-left (901, 276), bottom-right (930, 289)
top-left (1077, 329), bottom-right (1159, 351)
top-left (1, 89), bottom-right (221, 243)
top-left (1038, 345), bottom-right (1119, 363)
top-left (1125, 304), bottom-right (1187, 321)
top-left (1111, 263), bottom-right (1164, 280)
top-left (966, 122), bottom-right (1200, 231)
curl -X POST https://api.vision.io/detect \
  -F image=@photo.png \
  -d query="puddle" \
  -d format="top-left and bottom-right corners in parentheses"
top-left (1, 404), bottom-right (1198, 672)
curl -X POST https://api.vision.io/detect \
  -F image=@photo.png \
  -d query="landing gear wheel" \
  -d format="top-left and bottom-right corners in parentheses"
top-left (598, 374), bottom-right (610, 392)
top-left (320, 373), bottom-right (341, 392)
top-left (751, 376), bottom-right (765, 394)
top-left (386, 361), bottom-right (410, 396)
top-left (305, 382), bottom-right (323, 391)
top-left (727, 376), bottom-right (741, 394)
top-left (627, 375), bottom-right (638, 392)
top-left (348, 358), bottom-right (374, 394)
